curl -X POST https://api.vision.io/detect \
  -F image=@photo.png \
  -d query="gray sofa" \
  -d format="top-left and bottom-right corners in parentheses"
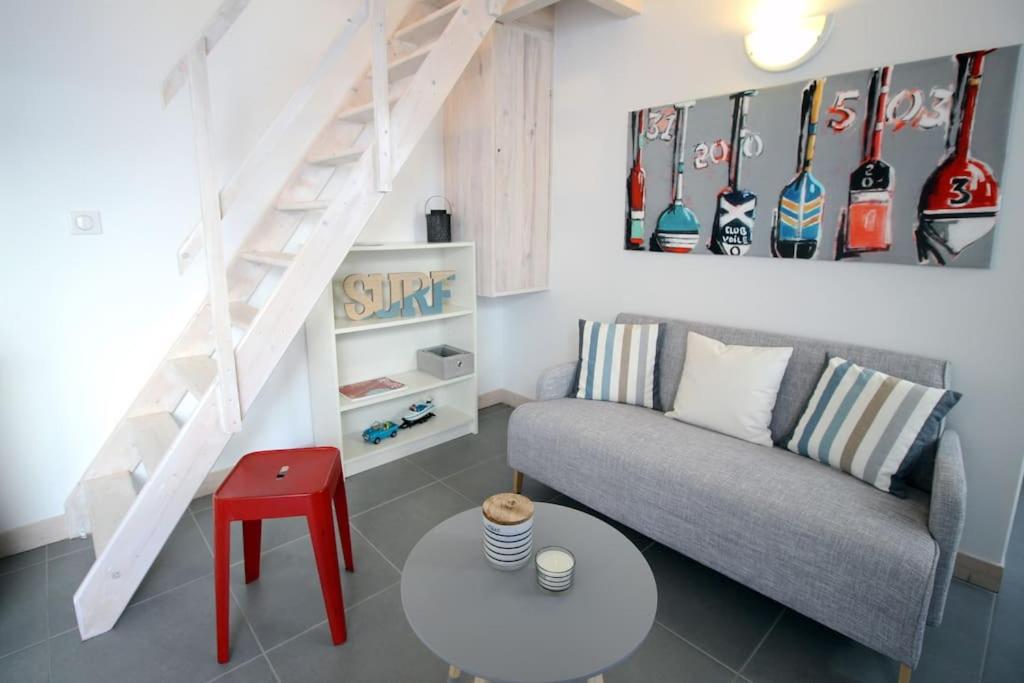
top-left (508, 313), bottom-right (965, 673)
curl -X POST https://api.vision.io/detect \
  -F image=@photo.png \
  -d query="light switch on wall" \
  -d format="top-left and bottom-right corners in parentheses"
top-left (70, 210), bottom-right (102, 236)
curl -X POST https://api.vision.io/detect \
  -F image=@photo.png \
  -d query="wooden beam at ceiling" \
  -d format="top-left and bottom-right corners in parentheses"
top-left (500, 0), bottom-right (559, 22)
top-left (500, 0), bottom-right (643, 21)
top-left (585, 0), bottom-right (643, 17)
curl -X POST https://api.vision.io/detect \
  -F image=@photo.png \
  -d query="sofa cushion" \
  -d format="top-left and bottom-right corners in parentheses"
top-left (508, 398), bottom-right (938, 664)
top-left (785, 356), bottom-right (962, 496)
top-left (615, 312), bottom-right (950, 492)
top-left (667, 332), bottom-right (793, 446)
top-left (575, 319), bottom-right (666, 410)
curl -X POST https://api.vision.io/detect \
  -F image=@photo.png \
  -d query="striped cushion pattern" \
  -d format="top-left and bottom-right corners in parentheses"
top-left (785, 356), bottom-right (961, 496)
top-left (576, 320), bottom-right (664, 410)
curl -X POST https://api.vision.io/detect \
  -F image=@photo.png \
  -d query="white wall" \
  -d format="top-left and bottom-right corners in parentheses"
top-left (500, 0), bottom-right (1024, 564)
top-left (0, 0), bottom-right (493, 534)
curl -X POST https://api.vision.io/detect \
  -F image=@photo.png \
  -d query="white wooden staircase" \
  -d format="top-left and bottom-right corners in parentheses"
top-left (64, 0), bottom-right (504, 640)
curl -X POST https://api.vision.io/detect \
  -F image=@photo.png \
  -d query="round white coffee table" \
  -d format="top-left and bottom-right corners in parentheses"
top-left (401, 503), bottom-right (657, 683)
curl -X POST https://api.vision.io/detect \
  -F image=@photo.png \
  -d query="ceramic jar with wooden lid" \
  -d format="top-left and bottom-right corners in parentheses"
top-left (482, 493), bottom-right (534, 571)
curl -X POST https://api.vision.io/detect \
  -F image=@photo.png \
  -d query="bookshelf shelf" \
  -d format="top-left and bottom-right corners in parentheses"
top-left (304, 242), bottom-right (479, 477)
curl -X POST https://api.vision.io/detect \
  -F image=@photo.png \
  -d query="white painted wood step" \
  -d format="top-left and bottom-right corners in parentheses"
top-left (307, 145), bottom-right (366, 166)
top-left (275, 199), bottom-right (330, 212)
top-left (229, 301), bottom-right (259, 330)
top-left (70, 0), bottom-right (500, 642)
top-left (127, 412), bottom-right (179, 475)
top-left (337, 92), bottom-right (401, 123)
top-left (164, 355), bottom-right (217, 397)
top-left (394, 1), bottom-right (459, 45)
top-left (388, 41), bottom-right (435, 81)
top-left (241, 251), bottom-right (295, 268)
top-left (83, 471), bottom-right (138, 556)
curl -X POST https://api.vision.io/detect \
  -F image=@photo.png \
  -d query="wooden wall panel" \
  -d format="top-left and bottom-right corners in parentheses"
top-left (445, 21), bottom-right (551, 297)
top-left (444, 30), bottom-right (497, 294)
top-left (494, 25), bottom-right (551, 294)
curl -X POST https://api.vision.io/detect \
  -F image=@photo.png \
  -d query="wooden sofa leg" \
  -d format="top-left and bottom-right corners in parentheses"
top-left (512, 470), bottom-right (524, 494)
top-left (898, 663), bottom-right (912, 683)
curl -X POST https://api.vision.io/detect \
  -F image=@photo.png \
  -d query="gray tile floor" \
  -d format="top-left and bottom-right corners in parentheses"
top-left (1, 404), bottom-right (1021, 682)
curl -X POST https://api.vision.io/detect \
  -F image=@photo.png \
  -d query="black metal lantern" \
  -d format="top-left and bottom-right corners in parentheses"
top-left (424, 195), bottom-right (453, 243)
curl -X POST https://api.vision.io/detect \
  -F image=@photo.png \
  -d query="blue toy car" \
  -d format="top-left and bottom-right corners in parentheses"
top-left (362, 420), bottom-right (399, 445)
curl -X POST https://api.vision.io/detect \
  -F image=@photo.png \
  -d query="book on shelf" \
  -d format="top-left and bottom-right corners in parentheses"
top-left (339, 376), bottom-right (406, 401)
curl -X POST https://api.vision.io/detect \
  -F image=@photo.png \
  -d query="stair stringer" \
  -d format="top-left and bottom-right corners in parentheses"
top-left (71, 0), bottom-right (503, 640)
top-left (63, 0), bottom-right (420, 540)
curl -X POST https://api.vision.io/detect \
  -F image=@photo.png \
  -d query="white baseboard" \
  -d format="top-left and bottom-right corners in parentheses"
top-left (954, 552), bottom-right (1004, 592)
top-left (0, 466), bottom-right (233, 560)
top-left (0, 514), bottom-right (68, 558)
top-left (478, 388), bottom-right (531, 409)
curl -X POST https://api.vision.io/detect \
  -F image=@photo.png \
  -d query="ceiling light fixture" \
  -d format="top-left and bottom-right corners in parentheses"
top-left (745, 13), bottom-right (834, 72)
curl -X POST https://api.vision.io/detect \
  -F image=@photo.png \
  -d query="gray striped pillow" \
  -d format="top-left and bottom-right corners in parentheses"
top-left (785, 356), bottom-right (960, 496)
top-left (575, 320), bottom-right (664, 410)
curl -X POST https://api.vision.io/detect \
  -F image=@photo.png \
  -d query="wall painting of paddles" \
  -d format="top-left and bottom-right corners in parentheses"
top-left (625, 46), bottom-right (1019, 267)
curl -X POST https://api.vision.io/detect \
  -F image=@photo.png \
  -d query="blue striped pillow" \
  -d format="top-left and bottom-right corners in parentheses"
top-left (575, 320), bottom-right (665, 410)
top-left (786, 357), bottom-right (961, 496)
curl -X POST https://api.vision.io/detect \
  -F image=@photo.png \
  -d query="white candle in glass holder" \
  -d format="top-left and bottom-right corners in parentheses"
top-left (536, 547), bottom-right (574, 574)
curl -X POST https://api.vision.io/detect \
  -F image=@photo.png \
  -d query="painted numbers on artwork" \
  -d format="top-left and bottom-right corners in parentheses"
top-left (826, 86), bottom-right (954, 133)
top-left (692, 130), bottom-right (764, 170)
top-left (644, 106), bottom-right (678, 141)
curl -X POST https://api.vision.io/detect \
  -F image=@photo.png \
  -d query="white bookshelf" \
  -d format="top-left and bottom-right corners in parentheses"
top-left (304, 242), bottom-right (478, 477)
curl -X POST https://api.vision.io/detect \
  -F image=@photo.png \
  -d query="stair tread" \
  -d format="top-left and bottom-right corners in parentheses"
top-left (165, 355), bottom-right (217, 397)
top-left (127, 412), bottom-right (179, 476)
top-left (241, 251), bottom-right (295, 268)
top-left (229, 301), bottom-right (259, 330)
top-left (307, 145), bottom-right (366, 166)
top-left (276, 199), bottom-right (330, 212)
top-left (389, 41), bottom-right (435, 81)
top-left (84, 471), bottom-right (138, 556)
top-left (337, 92), bottom-right (401, 123)
top-left (69, 0), bottom-right (499, 641)
top-left (394, 1), bottom-right (459, 45)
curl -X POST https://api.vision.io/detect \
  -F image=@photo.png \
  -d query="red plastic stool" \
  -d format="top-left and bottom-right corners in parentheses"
top-left (213, 446), bottom-right (354, 663)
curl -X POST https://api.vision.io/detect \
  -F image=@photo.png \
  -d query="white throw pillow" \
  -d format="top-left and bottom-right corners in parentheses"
top-left (666, 332), bottom-right (793, 446)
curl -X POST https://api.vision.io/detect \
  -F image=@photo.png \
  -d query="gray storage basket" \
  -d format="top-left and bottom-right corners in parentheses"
top-left (417, 345), bottom-right (474, 380)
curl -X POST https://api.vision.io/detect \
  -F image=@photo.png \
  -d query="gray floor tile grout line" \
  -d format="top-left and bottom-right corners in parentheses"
top-left (0, 638), bottom-right (49, 663)
top-left (0, 556), bottom-right (43, 578)
top-left (187, 503), bottom-right (283, 682)
top-left (44, 542), bottom-right (53, 680)
top-left (340, 579), bottom-right (402, 615)
top-left (349, 523), bottom-right (404, 576)
top-left (0, 544), bottom-right (93, 580)
top-left (435, 476), bottom-right (478, 506)
top-left (406, 456), bottom-right (444, 482)
top-left (191, 508), bottom-right (317, 568)
top-left (654, 619), bottom-right (745, 677)
top-left (350, 480), bottom-right (440, 520)
top-left (187, 505), bottom-right (392, 682)
top-left (736, 607), bottom-right (786, 676)
top-left (130, 570), bottom-right (216, 610)
top-left (976, 589), bottom-right (999, 682)
top-left (435, 454), bottom-right (504, 483)
top-left (49, 625), bottom-right (78, 640)
top-left (190, 509), bottom-right (211, 554)
top-left (228, 584), bottom-right (283, 683)
top-left (202, 653), bottom-right (265, 683)
top-left (48, 544), bottom-right (91, 562)
top-left (260, 579), bottom-right (401, 658)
